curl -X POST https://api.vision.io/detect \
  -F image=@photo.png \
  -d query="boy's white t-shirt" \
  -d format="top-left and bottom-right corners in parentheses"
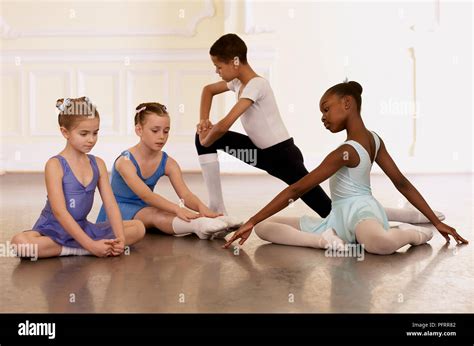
top-left (226, 77), bottom-right (290, 149)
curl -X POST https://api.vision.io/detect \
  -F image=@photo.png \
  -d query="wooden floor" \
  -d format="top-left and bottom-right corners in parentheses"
top-left (0, 172), bottom-right (472, 312)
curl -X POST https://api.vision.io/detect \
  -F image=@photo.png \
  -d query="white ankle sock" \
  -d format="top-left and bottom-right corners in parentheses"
top-left (172, 217), bottom-right (229, 240)
top-left (60, 246), bottom-right (91, 256)
top-left (198, 154), bottom-right (228, 215)
top-left (397, 223), bottom-right (433, 245)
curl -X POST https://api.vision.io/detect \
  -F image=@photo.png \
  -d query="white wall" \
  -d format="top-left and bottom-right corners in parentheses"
top-left (1, 1), bottom-right (472, 174)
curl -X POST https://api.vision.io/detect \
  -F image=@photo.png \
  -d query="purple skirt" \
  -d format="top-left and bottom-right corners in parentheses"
top-left (33, 211), bottom-right (115, 249)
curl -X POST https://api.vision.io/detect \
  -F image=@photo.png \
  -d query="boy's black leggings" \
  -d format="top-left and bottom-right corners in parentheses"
top-left (195, 131), bottom-right (331, 218)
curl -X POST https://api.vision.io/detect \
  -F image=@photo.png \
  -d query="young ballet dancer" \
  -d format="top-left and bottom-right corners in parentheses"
top-left (196, 33), bottom-right (445, 225)
top-left (224, 81), bottom-right (468, 254)
top-left (96, 102), bottom-right (241, 239)
top-left (10, 97), bottom-right (145, 259)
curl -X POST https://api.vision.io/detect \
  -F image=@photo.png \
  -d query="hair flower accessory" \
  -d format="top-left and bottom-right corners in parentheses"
top-left (56, 98), bottom-right (71, 112)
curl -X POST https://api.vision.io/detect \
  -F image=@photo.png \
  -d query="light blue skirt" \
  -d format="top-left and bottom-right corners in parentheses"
top-left (300, 195), bottom-right (389, 243)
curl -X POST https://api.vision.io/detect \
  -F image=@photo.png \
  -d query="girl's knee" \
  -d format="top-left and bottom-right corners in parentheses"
top-left (129, 220), bottom-right (145, 243)
top-left (254, 222), bottom-right (271, 241)
top-left (363, 236), bottom-right (397, 255)
top-left (134, 220), bottom-right (146, 239)
top-left (11, 233), bottom-right (28, 245)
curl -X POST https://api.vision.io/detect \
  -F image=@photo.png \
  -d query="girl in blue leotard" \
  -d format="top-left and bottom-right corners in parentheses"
top-left (224, 81), bottom-right (468, 254)
top-left (11, 97), bottom-right (145, 259)
top-left (96, 102), bottom-right (241, 240)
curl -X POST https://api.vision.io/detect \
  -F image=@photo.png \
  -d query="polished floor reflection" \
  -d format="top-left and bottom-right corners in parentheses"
top-left (1, 173), bottom-right (472, 312)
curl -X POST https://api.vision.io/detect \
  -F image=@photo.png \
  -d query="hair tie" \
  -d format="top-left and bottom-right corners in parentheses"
top-left (136, 106), bottom-right (146, 114)
top-left (57, 98), bottom-right (71, 112)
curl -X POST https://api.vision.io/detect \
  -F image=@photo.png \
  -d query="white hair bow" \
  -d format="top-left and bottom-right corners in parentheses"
top-left (136, 106), bottom-right (146, 114)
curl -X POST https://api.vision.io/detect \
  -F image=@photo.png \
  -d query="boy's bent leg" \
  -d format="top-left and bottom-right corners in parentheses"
top-left (195, 132), bottom-right (262, 214)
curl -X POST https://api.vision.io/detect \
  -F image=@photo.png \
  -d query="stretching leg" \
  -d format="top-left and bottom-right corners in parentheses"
top-left (384, 206), bottom-right (445, 224)
top-left (254, 216), bottom-right (343, 249)
top-left (264, 143), bottom-right (332, 218)
top-left (355, 219), bottom-right (433, 255)
top-left (134, 207), bottom-right (228, 239)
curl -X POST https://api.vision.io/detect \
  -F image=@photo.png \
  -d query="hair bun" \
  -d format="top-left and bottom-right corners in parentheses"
top-left (348, 81), bottom-right (363, 95)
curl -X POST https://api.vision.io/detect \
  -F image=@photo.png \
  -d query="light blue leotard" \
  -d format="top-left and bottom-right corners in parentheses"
top-left (300, 131), bottom-right (389, 243)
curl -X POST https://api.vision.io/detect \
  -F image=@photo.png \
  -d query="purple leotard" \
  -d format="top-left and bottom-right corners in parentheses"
top-left (32, 154), bottom-right (115, 248)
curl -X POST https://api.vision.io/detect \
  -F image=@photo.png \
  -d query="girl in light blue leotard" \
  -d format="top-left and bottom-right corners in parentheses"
top-left (224, 81), bottom-right (468, 254)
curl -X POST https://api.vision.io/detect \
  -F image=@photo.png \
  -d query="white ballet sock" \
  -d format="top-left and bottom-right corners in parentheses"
top-left (397, 223), bottom-right (433, 246)
top-left (210, 216), bottom-right (244, 239)
top-left (172, 217), bottom-right (229, 240)
top-left (198, 154), bottom-right (228, 215)
top-left (255, 221), bottom-right (344, 250)
top-left (60, 246), bottom-right (91, 256)
top-left (385, 204), bottom-right (445, 224)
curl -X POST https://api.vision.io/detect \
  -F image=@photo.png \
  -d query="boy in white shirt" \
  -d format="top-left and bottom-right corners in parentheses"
top-left (196, 33), bottom-right (331, 217)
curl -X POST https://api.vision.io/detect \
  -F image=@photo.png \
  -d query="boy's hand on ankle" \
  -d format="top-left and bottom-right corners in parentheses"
top-left (435, 222), bottom-right (468, 244)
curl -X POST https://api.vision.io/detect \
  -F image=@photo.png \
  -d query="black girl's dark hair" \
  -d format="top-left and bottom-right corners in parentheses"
top-left (326, 81), bottom-right (363, 112)
top-left (209, 33), bottom-right (248, 64)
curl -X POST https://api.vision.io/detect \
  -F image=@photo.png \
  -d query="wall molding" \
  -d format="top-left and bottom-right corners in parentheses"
top-left (125, 69), bottom-right (170, 135)
top-left (0, 70), bottom-right (23, 137)
top-left (78, 69), bottom-right (122, 135)
top-left (28, 70), bottom-right (74, 136)
top-left (0, 0), bottom-right (215, 39)
top-left (0, 48), bottom-right (277, 63)
top-left (244, 0), bottom-right (276, 34)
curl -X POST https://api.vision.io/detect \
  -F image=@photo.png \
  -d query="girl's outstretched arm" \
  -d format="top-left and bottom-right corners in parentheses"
top-left (45, 158), bottom-right (113, 256)
top-left (376, 137), bottom-right (468, 244)
top-left (96, 156), bottom-right (125, 255)
top-left (223, 145), bottom-right (354, 248)
top-left (165, 156), bottom-right (221, 218)
top-left (199, 98), bottom-right (253, 147)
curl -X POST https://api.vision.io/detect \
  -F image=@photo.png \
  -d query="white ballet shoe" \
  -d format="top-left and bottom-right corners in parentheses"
top-left (398, 223), bottom-right (433, 245)
top-left (320, 228), bottom-right (346, 250)
top-left (216, 216), bottom-right (243, 229)
top-left (210, 216), bottom-right (244, 239)
top-left (194, 218), bottom-right (229, 240)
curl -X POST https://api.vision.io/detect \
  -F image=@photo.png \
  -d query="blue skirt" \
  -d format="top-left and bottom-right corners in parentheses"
top-left (300, 195), bottom-right (390, 244)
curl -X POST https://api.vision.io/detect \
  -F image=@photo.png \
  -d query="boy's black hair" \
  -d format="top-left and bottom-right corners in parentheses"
top-left (209, 33), bottom-right (248, 64)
